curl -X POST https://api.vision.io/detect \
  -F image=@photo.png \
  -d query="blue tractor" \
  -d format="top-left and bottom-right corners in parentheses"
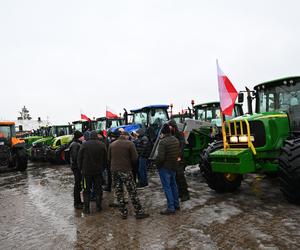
top-left (110, 105), bottom-right (170, 141)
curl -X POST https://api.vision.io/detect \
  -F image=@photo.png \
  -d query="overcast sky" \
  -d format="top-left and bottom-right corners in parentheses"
top-left (1, 0), bottom-right (299, 124)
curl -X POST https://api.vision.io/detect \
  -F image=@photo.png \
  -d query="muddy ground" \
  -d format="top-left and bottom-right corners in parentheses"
top-left (0, 162), bottom-right (300, 250)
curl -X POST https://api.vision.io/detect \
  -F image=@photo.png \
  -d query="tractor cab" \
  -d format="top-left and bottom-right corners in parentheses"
top-left (0, 122), bottom-right (27, 171)
top-left (194, 102), bottom-right (243, 126)
top-left (96, 117), bottom-right (124, 132)
top-left (49, 125), bottom-right (72, 137)
top-left (253, 77), bottom-right (300, 135)
top-left (131, 105), bottom-right (169, 130)
top-left (72, 120), bottom-right (97, 133)
top-left (0, 122), bottom-right (15, 146)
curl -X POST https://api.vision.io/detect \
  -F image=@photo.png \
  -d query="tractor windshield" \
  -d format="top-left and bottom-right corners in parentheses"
top-left (97, 120), bottom-right (106, 131)
top-left (195, 104), bottom-right (242, 126)
top-left (51, 126), bottom-right (70, 137)
top-left (0, 126), bottom-right (12, 139)
top-left (133, 111), bottom-right (148, 126)
top-left (74, 123), bottom-right (82, 132)
top-left (149, 108), bottom-right (169, 126)
top-left (257, 81), bottom-right (300, 113)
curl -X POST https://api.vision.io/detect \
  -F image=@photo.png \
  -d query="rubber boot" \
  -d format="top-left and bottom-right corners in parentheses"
top-left (96, 195), bottom-right (102, 212)
top-left (83, 193), bottom-right (90, 214)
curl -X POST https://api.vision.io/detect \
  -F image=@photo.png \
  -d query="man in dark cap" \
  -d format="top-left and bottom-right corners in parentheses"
top-left (134, 128), bottom-right (152, 187)
top-left (69, 130), bottom-right (84, 209)
top-left (156, 123), bottom-right (180, 215)
top-left (78, 130), bottom-right (107, 214)
top-left (168, 120), bottom-right (190, 202)
top-left (108, 131), bottom-right (149, 219)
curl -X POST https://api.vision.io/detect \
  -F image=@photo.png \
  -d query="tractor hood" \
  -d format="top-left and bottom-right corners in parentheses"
top-left (32, 136), bottom-right (53, 147)
top-left (230, 111), bottom-right (288, 122)
top-left (110, 124), bottom-right (142, 134)
top-left (50, 134), bottom-right (73, 149)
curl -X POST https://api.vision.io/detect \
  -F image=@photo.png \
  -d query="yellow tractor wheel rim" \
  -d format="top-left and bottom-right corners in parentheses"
top-left (224, 173), bottom-right (238, 182)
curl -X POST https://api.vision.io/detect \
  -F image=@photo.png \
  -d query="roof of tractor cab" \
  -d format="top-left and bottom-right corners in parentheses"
top-left (72, 120), bottom-right (95, 124)
top-left (254, 76), bottom-right (300, 90)
top-left (130, 105), bottom-right (169, 113)
top-left (0, 121), bottom-right (15, 126)
top-left (194, 102), bottom-right (220, 108)
top-left (194, 101), bottom-right (242, 109)
top-left (52, 125), bottom-right (71, 127)
top-left (96, 117), bottom-right (122, 121)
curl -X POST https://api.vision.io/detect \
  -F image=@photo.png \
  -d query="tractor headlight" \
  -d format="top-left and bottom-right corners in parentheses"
top-left (229, 136), bottom-right (238, 143)
top-left (238, 135), bottom-right (255, 143)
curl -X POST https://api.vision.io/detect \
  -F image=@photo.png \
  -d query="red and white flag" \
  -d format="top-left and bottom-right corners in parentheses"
top-left (217, 61), bottom-right (238, 116)
top-left (106, 106), bottom-right (119, 118)
top-left (81, 113), bottom-right (90, 121)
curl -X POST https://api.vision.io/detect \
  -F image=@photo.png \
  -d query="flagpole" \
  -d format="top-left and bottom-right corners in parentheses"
top-left (217, 59), bottom-right (227, 151)
top-left (220, 111), bottom-right (228, 151)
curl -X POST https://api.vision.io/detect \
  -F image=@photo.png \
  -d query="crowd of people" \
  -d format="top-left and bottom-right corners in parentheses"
top-left (69, 120), bottom-right (190, 219)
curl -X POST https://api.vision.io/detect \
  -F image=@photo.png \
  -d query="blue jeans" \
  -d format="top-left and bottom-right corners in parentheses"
top-left (138, 157), bottom-right (148, 185)
top-left (158, 168), bottom-right (179, 211)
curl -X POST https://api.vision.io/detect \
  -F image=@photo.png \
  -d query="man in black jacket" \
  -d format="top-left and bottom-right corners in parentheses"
top-left (78, 130), bottom-right (107, 214)
top-left (69, 130), bottom-right (84, 209)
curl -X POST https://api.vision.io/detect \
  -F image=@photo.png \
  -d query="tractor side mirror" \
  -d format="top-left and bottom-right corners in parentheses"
top-left (238, 92), bottom-right (244, 103)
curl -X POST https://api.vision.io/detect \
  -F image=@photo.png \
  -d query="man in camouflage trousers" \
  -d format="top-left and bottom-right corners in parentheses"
top-left (108, 131), bottom-right (149, 219)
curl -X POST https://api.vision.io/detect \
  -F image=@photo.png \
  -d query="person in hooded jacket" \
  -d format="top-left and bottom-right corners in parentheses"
top-left (135, 128), bottom-right (152, 187)
top-left (78, 130), bottom-right (107, 214)
top-left (108, 131), bottom-right (149, 219)
top-left (69, 130), bottom-right (84, 209)
top-left (156, 124), bottom-right (180, 214)
top-left (168, 119), bottom-right (190, 202)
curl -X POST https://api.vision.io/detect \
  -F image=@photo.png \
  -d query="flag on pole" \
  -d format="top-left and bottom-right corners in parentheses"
top-left (106, 106), bottom-right (119, 118)
top-left (81, 113), bottom-right (90, 121)
top-left (217, 61), bottom-right (238, 116)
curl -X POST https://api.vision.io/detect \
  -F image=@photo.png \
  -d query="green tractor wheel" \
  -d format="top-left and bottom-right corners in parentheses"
top-left (279, 138), bottom-right (300, 204)
top-left (200, 140), bottom-right (242, 193)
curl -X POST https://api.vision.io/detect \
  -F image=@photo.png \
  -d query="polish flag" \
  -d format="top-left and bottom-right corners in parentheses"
top-left (81, 113), bottom-right (90, 121)
top-left (217, 61), bottom-right (238, 116)
top-left (106, 106), bottom-right (119, 118)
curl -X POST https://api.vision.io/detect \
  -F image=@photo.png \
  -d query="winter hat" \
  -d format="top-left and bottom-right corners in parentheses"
top-left (74, 130), bottom-right (83, 140)
top-left (161, 124), bottom-right (171, 134)
top-left (83, 130), bottom-right (91, 141)
top-left (90, 130), bottom-right (98, 140)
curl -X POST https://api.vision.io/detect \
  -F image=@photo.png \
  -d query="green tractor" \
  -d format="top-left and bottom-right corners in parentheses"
top-left (45, 126), bottom-right (73, 164)
top-left (182, 102), bottom-right (243, 167)
top-left (201, 76), bottom-right (300, 203)
top-left (22, 126), bottom-right (51, 151)
top-left (30, 125), bottom-right (72, 162)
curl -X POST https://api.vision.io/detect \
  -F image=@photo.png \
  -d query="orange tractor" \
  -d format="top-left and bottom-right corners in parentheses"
top-left (0, 121), bottom-right (28, 171)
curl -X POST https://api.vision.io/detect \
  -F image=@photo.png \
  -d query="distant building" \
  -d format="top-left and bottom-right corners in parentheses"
top-left (14, 119), bottom-right (51, 132)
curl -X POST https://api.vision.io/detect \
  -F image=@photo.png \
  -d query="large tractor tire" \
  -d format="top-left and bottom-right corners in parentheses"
top-left (278, 138), bottom-right (300, 204)
top-left (200, 140), bottom-right (242, 193)
top-left (15, 149), bottom-right (28, 171)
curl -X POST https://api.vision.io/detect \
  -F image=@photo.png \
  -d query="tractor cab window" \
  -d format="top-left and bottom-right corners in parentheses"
top-left (133, 112), bottom-right (148, 126)
top-left (97, 121), bottom-right (106, 131)
top-left (258, 92), bottom-right (275, 112)
top-left (196, 108), bottom-right (205, 121)
top-left (257, 82), bottom-right (300, 113)
top-left (74, 123), bottom-right (82, 132)
top-left (149, 108), bottom-right (168, 126)
top-left (110, 120), bottom-right (121, 128)
top-left (0, 126), bottom-right (12, 139)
